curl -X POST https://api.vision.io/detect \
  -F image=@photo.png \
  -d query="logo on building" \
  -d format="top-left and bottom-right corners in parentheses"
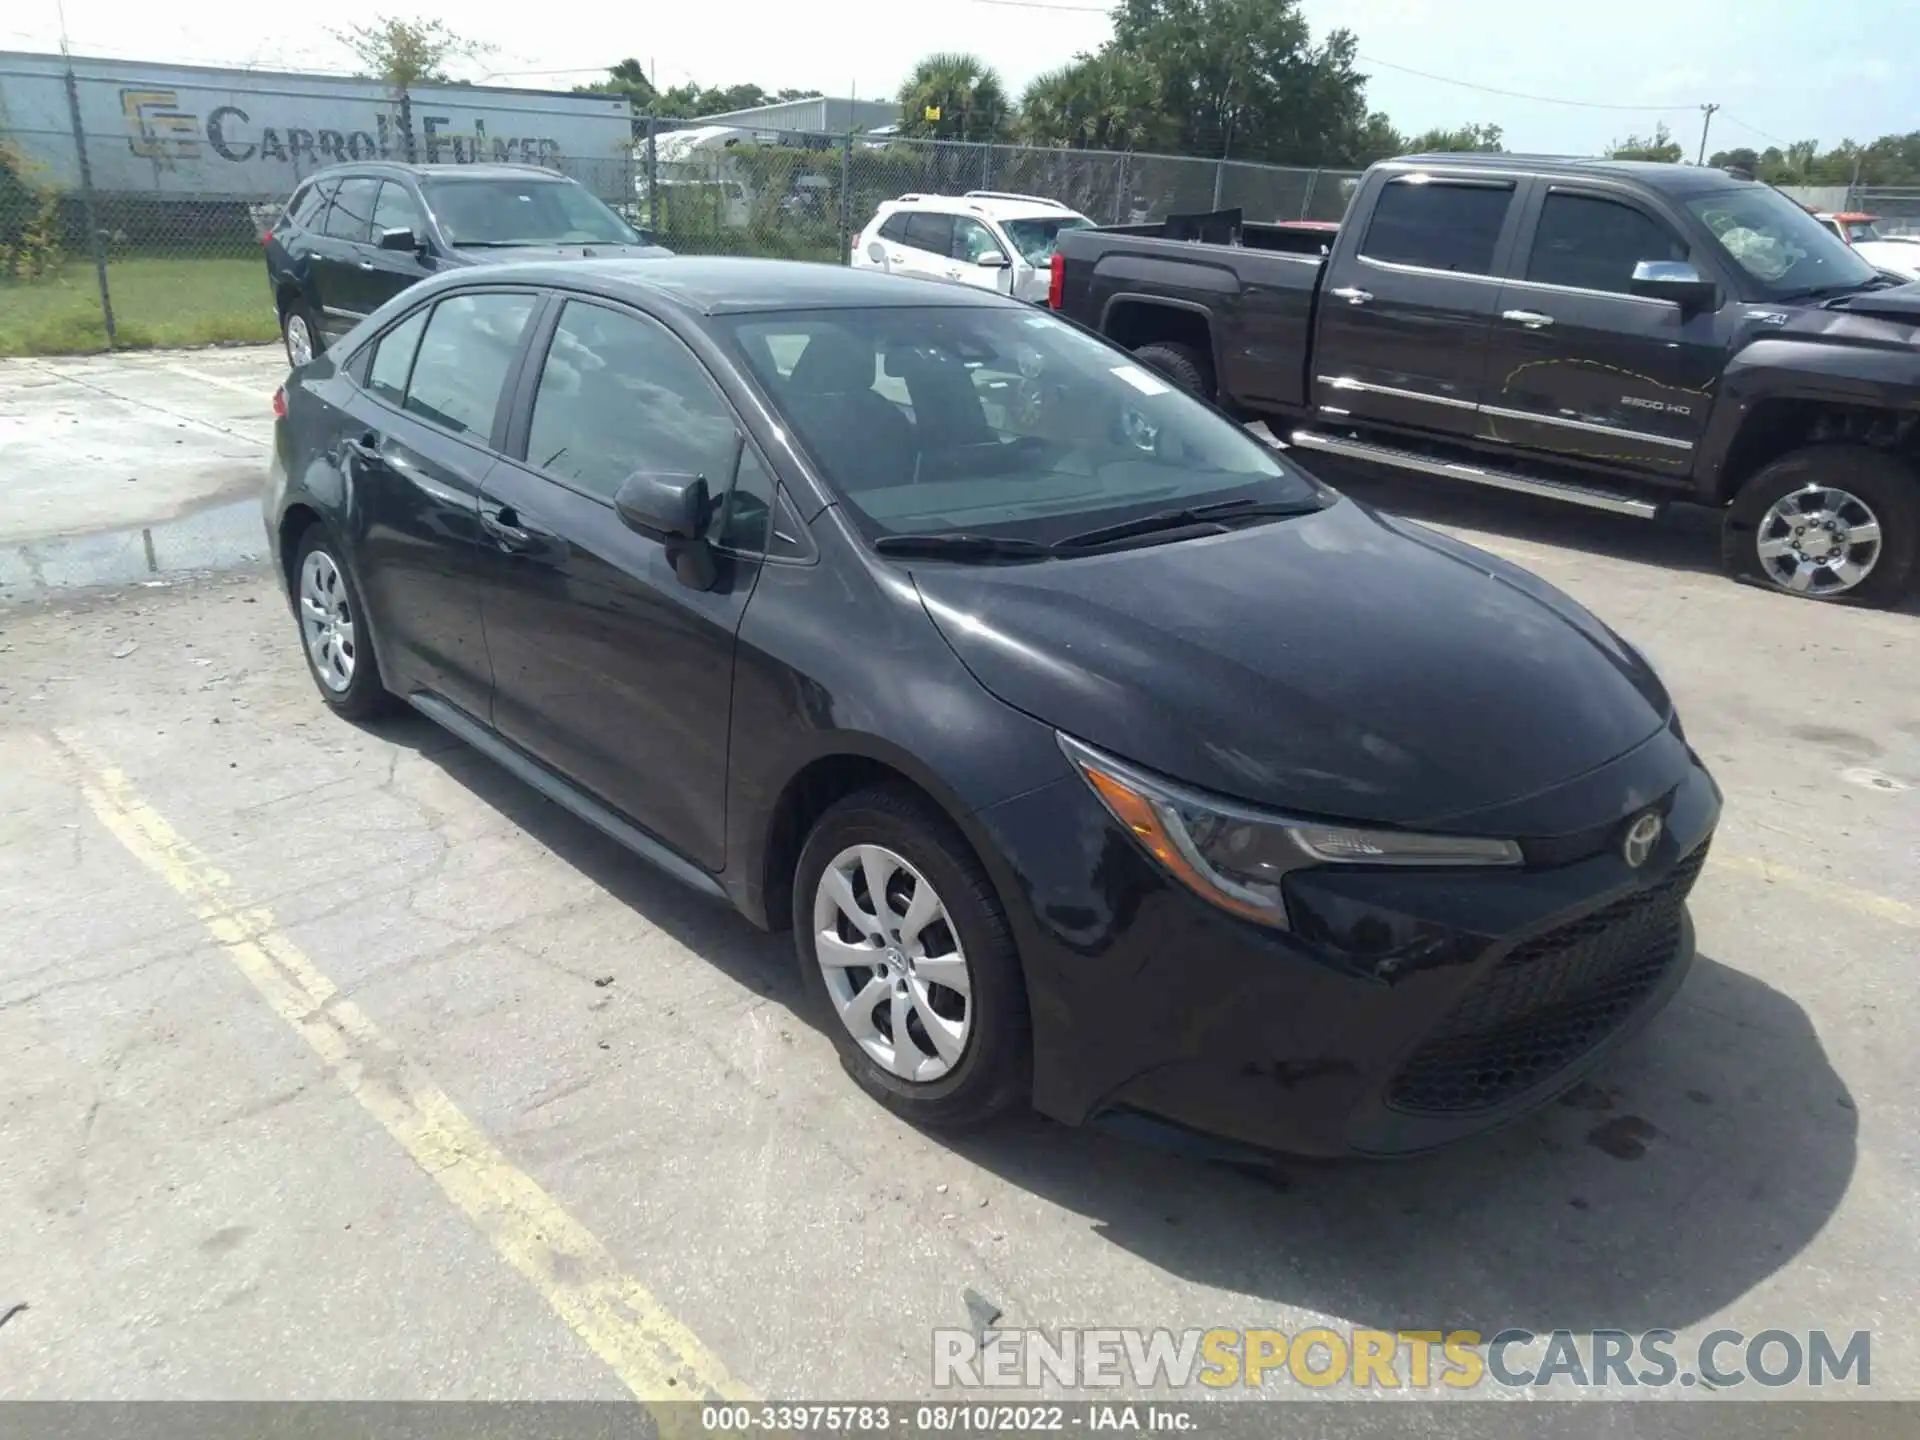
top-left (121, 89), bottom-right (201, 164)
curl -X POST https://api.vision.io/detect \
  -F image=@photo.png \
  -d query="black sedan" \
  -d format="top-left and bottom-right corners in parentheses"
top-left (264, 258), bottom-right (1719, 1157)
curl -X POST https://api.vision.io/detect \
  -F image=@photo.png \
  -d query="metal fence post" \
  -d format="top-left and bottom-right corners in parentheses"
top-left (1211, 158), bottom-right (1226, 212)
top-left (1299, 168), bottom-right (1319, 220)
top-left (645, 116), bottom-right (659, 233)
top-left (838, 128), bottom-right (852, 264)
top-left (61, 64), bottom-right (116, 347)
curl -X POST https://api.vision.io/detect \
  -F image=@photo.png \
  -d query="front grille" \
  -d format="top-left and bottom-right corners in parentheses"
top-left (1387, 844), bottom-right (1709, 1115)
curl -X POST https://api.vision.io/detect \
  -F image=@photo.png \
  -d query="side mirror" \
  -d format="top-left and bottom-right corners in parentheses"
top-left (975, 251), bottom-right (1010, 269)
top-left (1630, 259), bottom-right (1716, 309)
top-left (614, 471), bottom-right (716, 589)
top-left (379, 226), bottom-right (422, 252)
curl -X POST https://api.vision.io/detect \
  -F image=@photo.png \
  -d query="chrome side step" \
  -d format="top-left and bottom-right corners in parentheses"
top-left (1288, 429), bottom-right (1662, 519)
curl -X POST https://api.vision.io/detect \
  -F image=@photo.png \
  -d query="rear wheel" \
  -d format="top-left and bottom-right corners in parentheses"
top-left (282, 299), bottom-right (321, 368)
top-left (291, 526), bottom-right (393, 720)
top-left (1722, 444), bottom-right (1918, 606)
top-left (794, 785), bottom-right (1029, 1129)
top-left (1131, 341), bottom-right (1212, 400)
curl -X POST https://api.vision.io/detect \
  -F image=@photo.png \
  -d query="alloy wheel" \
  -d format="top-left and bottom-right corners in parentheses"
top-left (1755, 484), bottom-right (1883, 597)
top-left (299, 549), bottom-right (356, 693)
top-left (813, 844), bottom-right (972, 1083)
top-left (285, 313), bottom-right (314, 367)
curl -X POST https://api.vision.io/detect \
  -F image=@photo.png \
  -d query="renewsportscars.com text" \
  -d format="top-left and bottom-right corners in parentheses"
top-left (933, 1326), bottom-right (1871, 1391)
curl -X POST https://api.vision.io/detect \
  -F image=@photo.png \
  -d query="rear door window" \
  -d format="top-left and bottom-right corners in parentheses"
top-left (366, 307), bottom-right (429, 405)
top-left (401, 292), bottom-right (538, 439)
top-left (1360, 179), bottom-right (1514, 274)
top-left (322, 177), bottom-right (379, 244)
top-left (903, 211), bottom-right (954, 256)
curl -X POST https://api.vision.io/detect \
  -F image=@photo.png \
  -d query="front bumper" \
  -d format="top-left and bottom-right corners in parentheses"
top-left (974, 726), bottom-right (1720, 1158)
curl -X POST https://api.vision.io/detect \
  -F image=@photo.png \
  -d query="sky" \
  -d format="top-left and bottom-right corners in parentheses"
top-left (3, 0), bottom-right (1911, 156)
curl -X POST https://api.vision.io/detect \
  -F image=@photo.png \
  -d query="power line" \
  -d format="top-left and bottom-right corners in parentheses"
top-left (1718, 111), bottom-right (1794, 148)
top-left (1355, 53), bottom-right (1695, 111)
top-left (962, 0), bottom-right (1112, 10)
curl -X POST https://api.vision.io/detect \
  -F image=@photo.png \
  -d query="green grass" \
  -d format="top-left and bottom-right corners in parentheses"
top-left (0, 255), bottom-right (278, 356)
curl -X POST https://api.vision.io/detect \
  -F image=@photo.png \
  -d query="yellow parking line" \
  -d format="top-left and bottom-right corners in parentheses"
top-left (54, 732), bottom-right (750, 1418)
top-left (1708, 852), bottom-right (1917, 929)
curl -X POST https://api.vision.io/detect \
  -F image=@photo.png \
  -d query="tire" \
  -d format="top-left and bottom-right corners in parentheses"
top-left (1132, 341), bottom-right (1212, 400)
top-left (282, 299), bottom-right (322, 368)
top-left (793, 785), bottom-right (1030, 1129)
top-left (290, 524), bottom-right (394, 720)
top-left (1721, 444), bottom-right (1918, 607)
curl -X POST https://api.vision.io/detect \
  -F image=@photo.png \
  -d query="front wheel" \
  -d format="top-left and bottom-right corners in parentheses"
top-left (793, 785), bottom-right (1030, 1129)
top-left (1721, 444), bottom-right (1918, 606)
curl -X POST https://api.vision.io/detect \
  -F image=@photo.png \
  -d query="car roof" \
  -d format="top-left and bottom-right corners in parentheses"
top-left (884, 191), bottom-right (1083, 222)
top-left (1387, 152), bottom-right (1763, 197)
top-left (304, 161), bottom-right (575, 184)
top-left (433, 255), bottom-right (1018, 315)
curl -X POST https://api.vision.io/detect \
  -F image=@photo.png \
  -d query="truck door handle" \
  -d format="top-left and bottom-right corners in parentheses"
top-left (1502, 309), bottom-right (1555, 328)
top-left (358, 259), bottom-right (376, 271)
top-left (1330, 287), bottom-right (1373, 305)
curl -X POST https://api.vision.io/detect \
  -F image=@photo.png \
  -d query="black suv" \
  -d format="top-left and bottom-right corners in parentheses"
top-left (264, 161), bottom-right (670, 367)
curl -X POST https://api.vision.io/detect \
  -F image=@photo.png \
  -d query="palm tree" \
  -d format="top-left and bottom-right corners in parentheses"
top-left (897, 53), bottom-right (1008, 142)
top-left (1018, 53), bottom-right (1169, 152)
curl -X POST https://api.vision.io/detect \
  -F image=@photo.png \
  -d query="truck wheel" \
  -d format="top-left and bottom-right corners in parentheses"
top-left (1722, 445), bottom-right (1918, 606)
top-left (1132, 342), bottom-right (1212, 401)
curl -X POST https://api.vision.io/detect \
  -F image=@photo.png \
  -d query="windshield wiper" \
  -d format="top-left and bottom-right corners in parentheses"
top-left (872, 533), bottom-right (1055, 561)
top-left (1052, 496), bottom-right (1322, 552)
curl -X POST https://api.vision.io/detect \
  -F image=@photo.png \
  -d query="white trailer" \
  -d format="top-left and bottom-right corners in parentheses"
top-left (0, 52), bottom-right (634, 200)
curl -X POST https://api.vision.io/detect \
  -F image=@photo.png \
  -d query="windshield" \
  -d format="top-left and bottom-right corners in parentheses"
top-left (422, 178), bottom-right (642, 246)
top-left (1001, 215), bottom-right (1093, 266)
top-left (719, 305), bottom-right (1324, 547)
top-left (1686, 188), bottom-right (1877, 295)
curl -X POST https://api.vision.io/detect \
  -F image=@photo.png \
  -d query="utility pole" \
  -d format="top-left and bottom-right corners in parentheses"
top-left (1697, 102), bottom-right (1720, 166)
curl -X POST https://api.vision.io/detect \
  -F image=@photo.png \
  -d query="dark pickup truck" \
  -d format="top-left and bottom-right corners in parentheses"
top-left (1052, 154), bottom-right (1920, 606)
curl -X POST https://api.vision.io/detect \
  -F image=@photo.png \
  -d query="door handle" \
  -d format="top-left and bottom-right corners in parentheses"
top-left (358, 259), bottom-right (376, 271)
top-left (479, 502), bottom-right (537, 550)
top-left (1330, 286), bottom-right (1373, 305)
top-left (342, 433), bottom-right (381, 463)
top-left (1502, 309), bottom-right (1555, 328)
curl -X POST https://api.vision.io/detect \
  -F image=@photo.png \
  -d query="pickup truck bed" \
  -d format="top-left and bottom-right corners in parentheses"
top-left (1050, 157), bottom-right (1920, 607)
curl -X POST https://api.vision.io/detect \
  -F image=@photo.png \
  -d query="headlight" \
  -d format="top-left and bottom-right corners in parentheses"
top-left (1058, 733), bottom-right (1522, 928)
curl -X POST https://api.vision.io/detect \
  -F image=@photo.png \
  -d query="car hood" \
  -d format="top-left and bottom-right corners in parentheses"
top-left (1830, 276), bottom-right (1920, 319)
top-left (450, 242), bottom-right (674, 264)
top-left (909, 499), bottom-right (1671, 827)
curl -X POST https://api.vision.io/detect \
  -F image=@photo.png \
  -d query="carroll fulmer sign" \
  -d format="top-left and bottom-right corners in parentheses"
top-left (0, 51), bottom-right (633, 199)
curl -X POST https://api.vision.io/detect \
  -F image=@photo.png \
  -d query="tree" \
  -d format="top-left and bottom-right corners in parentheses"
top-left (1607, 123), bottom-right (1683, 163)
top-left (1406, 122), bottom-right (1504, 154)
top-left (897, 53), bottom-right (1009, 141)
top-left (575, 57), bottom-right (656, 109)
top-left (1018, 52), bottom-right (1174, 151)
top-left (1707, 145), bottom-right (1761, 175)
top-left (331, 16), bottom-right (492, 90)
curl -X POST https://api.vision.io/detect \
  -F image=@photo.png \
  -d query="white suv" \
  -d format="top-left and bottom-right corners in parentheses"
top-left (852, 191), bottom-right (1094, 303)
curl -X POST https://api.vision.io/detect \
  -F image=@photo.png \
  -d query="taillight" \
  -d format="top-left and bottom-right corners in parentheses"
top-left (271, 386), bottom-right (287, 419)
top-left (1048, 251), bottom-right (1065, 310)
top-left (262, 228), bottom-right (273, 247)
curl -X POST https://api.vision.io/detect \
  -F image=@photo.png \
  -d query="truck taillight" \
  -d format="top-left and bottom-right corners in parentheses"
top-left (262, 228), bottom-right (273, 247)
top-left (272, 386), bottom-right (287, 419)
top-left (1048, 251), bottom-right (1065, 310)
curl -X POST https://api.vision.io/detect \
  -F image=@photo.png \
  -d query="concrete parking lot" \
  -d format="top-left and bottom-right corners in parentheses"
top-left (1, 347), bottom-right (1916, 1406)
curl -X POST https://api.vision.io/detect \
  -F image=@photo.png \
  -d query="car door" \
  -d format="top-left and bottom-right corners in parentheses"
top-left (896, 211), bottom-right (956, 286)
top-left (340, 289), bottom-right (541, 718)
top-left (863, 211), bottom-right (916, 278)
top-left (1311, 172), bottom-right (1523, 439)
top-left (1482, 186), bottom-right (1725, 479)
top-left (474, 296), bottom-right (775, 871)
top-left (950, 215), bottom-right (1014, 296)
top-left (359, 179), bottom-right (435, 312)
top-left (311, 175), bottom-right (380, 342)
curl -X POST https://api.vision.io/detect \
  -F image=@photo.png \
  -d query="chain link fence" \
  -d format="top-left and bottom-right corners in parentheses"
top-left (3, 98), bottom-right (1357, 356)
top-left (1853, 187), bottom-right (1920, 237)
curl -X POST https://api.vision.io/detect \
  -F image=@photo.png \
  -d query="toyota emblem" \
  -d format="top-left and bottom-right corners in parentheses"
top-left (1621, 811), bottom-right (1663, 869)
